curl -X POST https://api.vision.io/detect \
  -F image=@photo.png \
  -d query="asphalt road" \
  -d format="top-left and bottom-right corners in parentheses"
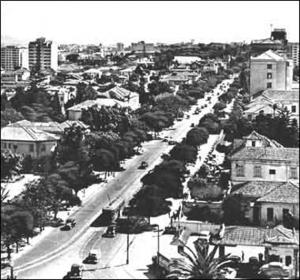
top-left (9, 79), bottom-right (233, 279)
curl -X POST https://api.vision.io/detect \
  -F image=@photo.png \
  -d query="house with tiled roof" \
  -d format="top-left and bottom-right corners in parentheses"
top-left (247, 89), bottom-right (299, 124)
top-left (1, 123), bottom-right (60, 158)
top-left (229, 131), bottom-right (298, 184)
top-left (232, 181), bottom-right (299, 227)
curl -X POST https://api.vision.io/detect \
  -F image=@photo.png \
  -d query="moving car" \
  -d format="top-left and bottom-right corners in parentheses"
top-left (60, 218), bottom-right (76, 231)
top-left (67, 264), bottom-right (83, 279)
top-left (138, 161), bottom-right (149, 169)
top-left (168, 140), bottom-right (177, 145)
top-left (85, 250), bottom-right (100, 264)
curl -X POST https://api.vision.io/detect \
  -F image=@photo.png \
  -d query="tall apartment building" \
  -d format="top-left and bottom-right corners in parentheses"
top-left (1, 46), bottom-right (29, 71)
top-left (116, 42), bottom-right (124, 53)
top-left (287, 42), bottom-right (299, 67)
top-left (28, 37), bottom-right (58, 72)
top-left (250, 50), bottom-right (293, 95)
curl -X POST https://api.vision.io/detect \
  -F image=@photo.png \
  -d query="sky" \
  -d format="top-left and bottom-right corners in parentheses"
top-left (1, 1), bottom-right (299, 46)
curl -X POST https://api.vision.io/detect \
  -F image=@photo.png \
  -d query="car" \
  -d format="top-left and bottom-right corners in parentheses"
top-left (162, 137), bottom-right (168, 142)
top-left (190, 123), bottom-right (195, 127)
top-left (204, 104), bottom-right (207, 107)
top-left (85, 250), bottom-right (100, 264)
top-left (201, 105), bottom-right (204, 109)
top-left (199, 230), bottom-right (211, 242)
top-left (138, 161), bottom-right (148, 169)
top-left (168, 140), bottom-right (177, 145)
top-left (103, 224), bottom-right (117, 238)
top-left (60, 223), bottom-right (72, 231)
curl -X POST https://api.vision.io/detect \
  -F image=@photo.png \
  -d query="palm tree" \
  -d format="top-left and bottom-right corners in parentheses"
top-left (166, 239), bottom-right (233, 279)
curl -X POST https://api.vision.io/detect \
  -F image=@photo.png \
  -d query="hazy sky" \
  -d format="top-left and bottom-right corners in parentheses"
top-left (1, 1), bottom-right (299, 46)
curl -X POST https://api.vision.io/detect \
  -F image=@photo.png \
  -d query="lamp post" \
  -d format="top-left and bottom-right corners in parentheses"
top-left (7, 259), bottom-right (17, 279)
top-left (154, 224), bottom-right (161, 278)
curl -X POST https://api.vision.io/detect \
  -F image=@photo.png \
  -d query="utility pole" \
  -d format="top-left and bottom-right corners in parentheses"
top-left (7, 259), bottom-right (17, 279)
top-left (126, 215), bottom-right (130, 265)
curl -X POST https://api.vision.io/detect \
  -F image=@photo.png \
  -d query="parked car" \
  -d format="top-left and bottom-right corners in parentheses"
top-left (61, 218), bottom-right (76, 231)
top-left (168, 140), bottom-right (177, 145)
top-left (66, 264), bottom-right (83, 279)
top-left (190, 123), bottom-right (195, 127)
top-left (259, 262), bottom-right (290, 279)
top-left (138, 161), bottom-right (148, 169)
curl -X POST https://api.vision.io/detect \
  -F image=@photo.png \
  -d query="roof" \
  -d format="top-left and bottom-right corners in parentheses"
top-left (231, 147), bottom-right (299, 163)
top-left (215, 225), bottom-right (299, 247)
top-left (251, 38), bottom-right (283, 45)
top-left (165, 73), bottom-right (189, 82)
top-left (262, 89), bottom-right (299, 101)
top-left (67, 98), bottom-right (127, 112)
top-left (257, 181), bottom-right (299, 204)
top-left (101, 86), bottom-right (138, 102)
top-left (1, 124), bottom-right (60, 142)
top-left (7, 120), bottom-right (88, 134)
top-left (251, 50), bottom-right (285, 61)
top-left (243, 103), bottom-right (275, 114)
top-left (232, 181), bottom-right (282, 198)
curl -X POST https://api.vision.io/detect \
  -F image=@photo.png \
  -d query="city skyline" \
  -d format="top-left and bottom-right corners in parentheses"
top-left (1, 1), bottom-right (299, 46)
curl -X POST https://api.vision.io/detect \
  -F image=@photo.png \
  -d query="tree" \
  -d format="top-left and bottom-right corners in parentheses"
top-left (129, 185), bottom-right (172, 223)
top-left (167, 239), bottom-right (233, 279)
top-left (66, 53), bottom-right (79, 63)
top-left (1, 149), bottom-right (23, 181)
top-left (1, 107), bottom-right (24, 128)
top-left (169, 144), bottom-right (198, 164)
top-left (222, 194), bottom-right (250, 225)
top-left (186, 127), bottom-right (209, 146)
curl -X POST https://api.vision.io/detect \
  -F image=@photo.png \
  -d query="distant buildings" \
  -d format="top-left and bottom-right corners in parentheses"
top-left (245, 89), bottom-right (299, 124)
top-left (131, 42), bottom-right (157, 56)
top-left (29, 37), bottom-right (58, 72)
top-left (1, 46), bottom-right (29, 71)
top-left (287, 42), bottom-right (299, 67)
top-left (250, 50), bottom-right (293, 95)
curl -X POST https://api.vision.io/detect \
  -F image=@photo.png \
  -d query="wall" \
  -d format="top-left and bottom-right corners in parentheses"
top-left (67, 110), bottom-right (82, 121)
top-left (1, 140), bottom-right (57, 158)
top-left (260, 202), bottom-right (299, 227)
top-left (231, 160), bottom-right (299, 183)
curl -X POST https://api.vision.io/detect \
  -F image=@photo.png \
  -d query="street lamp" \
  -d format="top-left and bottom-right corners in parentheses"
top-left (153, 224), bottom-right (161, 278)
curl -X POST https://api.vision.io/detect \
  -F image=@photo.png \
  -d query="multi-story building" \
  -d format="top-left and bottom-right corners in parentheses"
top-left (28, 37), bottom-right (58, 72)
top-left (1, 46), bottom-right (28, 71)
top-left (116, 42), bottom-right (124, 53)
top-left (287, 42), bottom-right (299, 67)
top-left (250, 50), bottom-right (293, 95)
top-left (131, 42), bottom-right (157, 56)
top-left (230, 131), bottom-right (299, 185)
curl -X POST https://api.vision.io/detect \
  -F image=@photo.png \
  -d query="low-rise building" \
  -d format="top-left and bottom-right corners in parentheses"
top-left (230, 131), bottom-right (299, 184)
top-left (1, 123), bottom-right (60, 158)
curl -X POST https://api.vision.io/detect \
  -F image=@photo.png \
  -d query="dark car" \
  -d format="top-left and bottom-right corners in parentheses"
top-left (168, 140), bottom-right (177, 145)
top-left (102, 224), bottom-right (117, 238)
top-left (138, 161), bottom-right (148, 169)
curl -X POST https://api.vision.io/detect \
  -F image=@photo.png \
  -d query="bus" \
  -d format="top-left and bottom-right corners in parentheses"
top-left (102, 196), bottom-right (125, 225)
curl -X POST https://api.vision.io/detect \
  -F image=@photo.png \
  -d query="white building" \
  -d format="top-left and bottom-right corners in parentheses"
top-left (1, 46), bottom-right (29, 71)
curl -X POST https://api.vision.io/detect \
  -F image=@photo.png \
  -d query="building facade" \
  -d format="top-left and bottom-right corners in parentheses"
top-left (230, 131), bottom-right (299, 184)
top-left (250, 50), bottom-right (293, 95)
top-left (28, 37), bottom-right (58, 72)
top-left (1, 46), bottom-right (29, 71)
top-left (287, 42), bottom-right (299, 67)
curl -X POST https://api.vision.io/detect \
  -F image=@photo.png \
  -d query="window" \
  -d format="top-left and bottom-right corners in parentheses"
top-left (291, 105), bottom-right (296, 113)
top-left (251, 141), bottom-right (256, 147)
top-left (267, 64), bottom-right (272, 69)
top-left (13, 145), bottom-right (17, 151)
top-left (267, 208), bottom-right (274, 221)
top-left (285, 256), bottom-right (292, 266)
top-left (290, 167), bottom-right (298, 179)
top-left (8, 143), bottom-right (11, 149)
top-left (41, 144), bottom-right (46, 152)
top-left (269, 169), bottom-right (276, 175)
top-left (3, 143), bottom-right (7, 149)
top-left (254, 166), bottom-right (262, 178)
top-left (29, 144), bottom-right (34, 152)
top-left (247, 114), bottom-right (252, 121)
top-left (236, 163), bottom-right (245, 177)
top-left (267, 73), bottom-right (272, 79)
top-left (267, 82), bottom-right (272, 89)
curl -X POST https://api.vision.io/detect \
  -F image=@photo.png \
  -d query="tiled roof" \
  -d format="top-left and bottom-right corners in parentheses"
top-left (262, 89), bottom-right (299, 101)
top-left (102, 86), bottom-right (137, 102)
top-left (257, 181), bottom-right (299, 203)
top-left (1, 125), bottom-right (60, 142)
top-left (243, 103), bottom-right (274, 114)
top-left (232, 181), bottom-right (282, 198)
top-left (231, 147), bottom-right (299, 162)
top-left (251, 38), bottom-right (283, 44)
top-left (166, 73), bottom-right (189, 81)
top-left (251, 50), bottom-right (285, 61)
top-left (67, 99), bottom-right (126, 111)
top-left (215, 225), bottom-right (299, 246)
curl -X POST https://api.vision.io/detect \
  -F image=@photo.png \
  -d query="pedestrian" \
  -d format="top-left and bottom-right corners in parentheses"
top-left (241, 251), bottom-right (245, 262)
